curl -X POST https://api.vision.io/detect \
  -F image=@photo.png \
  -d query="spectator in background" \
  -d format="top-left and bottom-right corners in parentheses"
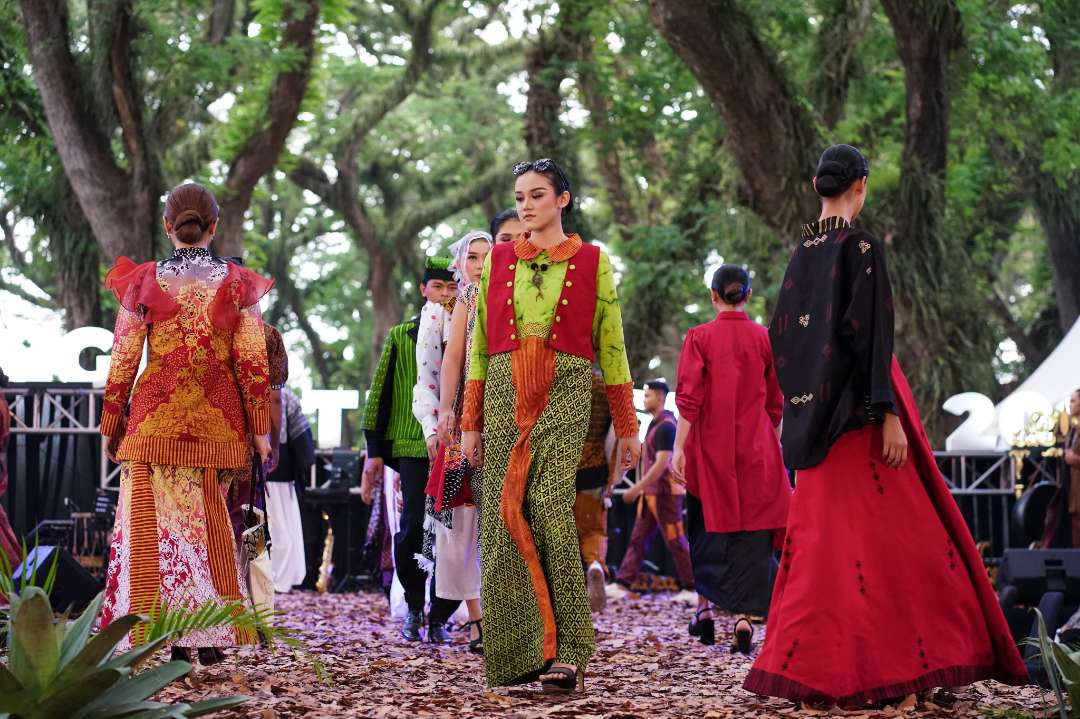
top-left (573, 367), bottom-right (614, 612)
top-left (613, 380), bottom-right (695, 597)
top-left (1065, 389), bottom-right (1080, 547)
top-left (267, 385), bottom-right (314, 592)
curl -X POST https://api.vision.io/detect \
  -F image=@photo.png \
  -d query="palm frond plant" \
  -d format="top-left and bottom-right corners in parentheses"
top-left (1024, 608), bottom-right (1080, 719)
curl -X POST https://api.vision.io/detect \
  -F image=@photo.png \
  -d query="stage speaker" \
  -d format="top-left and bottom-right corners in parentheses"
top-left (999, 548), bottom-right (1080, 604)
top-left (13, 545), bottom-right (102, 612)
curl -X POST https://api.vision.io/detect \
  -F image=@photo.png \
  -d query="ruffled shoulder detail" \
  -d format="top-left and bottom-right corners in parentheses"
top-left (104, 257), bottom-right (177, 323)
top-left (209, 263), bottom-right (275, 331)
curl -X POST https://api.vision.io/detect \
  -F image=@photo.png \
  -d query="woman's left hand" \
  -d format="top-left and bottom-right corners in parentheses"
top-left (253, 434), bottom-right (272, 464)
top-left (882, 413), bottom-right (908, 469)
top-left (616, 435), bottom-right (641, 470)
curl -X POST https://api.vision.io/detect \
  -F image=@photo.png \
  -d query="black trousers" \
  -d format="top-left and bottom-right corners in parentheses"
top-left (393, 457), bottom-right (460, 623)
top-left (686, 493), bottom-right (776, 616)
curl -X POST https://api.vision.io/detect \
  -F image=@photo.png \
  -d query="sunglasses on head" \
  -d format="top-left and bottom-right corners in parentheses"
top-left (512, 158), bottom-right (557, 176)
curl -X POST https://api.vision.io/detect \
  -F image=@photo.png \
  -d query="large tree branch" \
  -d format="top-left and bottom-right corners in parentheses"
top-left (649, 0), bottom-right (821, 236)
top-left (19, 0), bottom-right (143, 261)
top-left (0, 274), bottom-right (58, 310)
top-left (811, 0), bottom-right (873, 129)
top-left (208, 0), bottom-right (236, 44)
top-left (338, 0), bottom-right (441, 168)
top-left (289, 158), bottom-right (381, 251)
top-left (216, 0), bottom-right (321, 257)
top-left (576, 44), bottom-right (636, 235)
top-left (388, 165), bottom-right (505, 247)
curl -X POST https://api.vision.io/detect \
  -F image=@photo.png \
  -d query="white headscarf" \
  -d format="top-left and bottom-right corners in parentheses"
top-left (449, 230), bottom-right (494, 287)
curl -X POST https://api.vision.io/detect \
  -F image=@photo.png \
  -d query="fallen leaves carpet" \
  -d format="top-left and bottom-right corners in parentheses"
top-left (158, 589), bottom-right (1054, 718)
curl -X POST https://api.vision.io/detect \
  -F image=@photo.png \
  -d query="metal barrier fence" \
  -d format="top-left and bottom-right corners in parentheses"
top-left (4, 384), bottom-right (1055, 560)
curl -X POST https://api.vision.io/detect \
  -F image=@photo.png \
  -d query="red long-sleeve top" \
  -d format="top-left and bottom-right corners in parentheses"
top-left (675, 312), bottom-right (791, 533)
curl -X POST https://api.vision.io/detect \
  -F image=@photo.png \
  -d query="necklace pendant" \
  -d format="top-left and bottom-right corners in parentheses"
top-left (531, 273), bottom-right (544, 289)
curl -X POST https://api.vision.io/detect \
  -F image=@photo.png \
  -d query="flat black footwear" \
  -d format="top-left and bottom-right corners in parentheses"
top-left (428, 622), bottom-right (453, 645)
top-left (401, 609), bottom-right (424, 642)
top-left (170, 646), bottom-right (191, 663)
top-left (540, 664), bottom-right (583, 693)
top-left (198, 647), bottom-right (225, 665)
top-left (689, 608), bottom-right (715, 646)
top-left (731, 618), bottom-right (753, 655)
top-left (462, 619), bottom-right (484, 654)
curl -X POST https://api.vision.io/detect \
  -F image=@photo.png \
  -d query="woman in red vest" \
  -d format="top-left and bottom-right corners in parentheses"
top-left (461, 159), bottom-right (639, 691)
top-left (743, 145), bottom-right (1026, 705)
top-left (672, 264), bottom-right (791, 653)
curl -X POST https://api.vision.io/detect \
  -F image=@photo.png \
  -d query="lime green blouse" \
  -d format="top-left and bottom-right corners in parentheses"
top-left (468, 247), bottom-right (632, 386)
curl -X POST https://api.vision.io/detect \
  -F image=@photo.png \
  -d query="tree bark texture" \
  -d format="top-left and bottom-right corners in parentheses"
top-left (649, 0), bottom-right (821, 237)
top-left (216, 0), bottom-right (321, 257)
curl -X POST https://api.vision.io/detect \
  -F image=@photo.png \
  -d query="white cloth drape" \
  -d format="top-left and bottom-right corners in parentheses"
top-left (265, 482), bottom-right (307, 593)
top-left (434, 505), bottom-right (481, 601)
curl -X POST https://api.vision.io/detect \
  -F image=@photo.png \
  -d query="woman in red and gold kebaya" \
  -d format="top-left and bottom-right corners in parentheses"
top-left (99, 183), bottom-right (272, 661)
top-left (461, 159), bottom-right (640, 692)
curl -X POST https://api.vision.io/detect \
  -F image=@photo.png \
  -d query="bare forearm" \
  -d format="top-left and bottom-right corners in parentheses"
top-left (674, 417), bottom-right (692, 451)
top-left (638, 451), bottom-right (672, 487)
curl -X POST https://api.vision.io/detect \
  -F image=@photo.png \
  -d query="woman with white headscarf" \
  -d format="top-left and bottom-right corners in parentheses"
top-left (413, 228), bottom-right (496, 653)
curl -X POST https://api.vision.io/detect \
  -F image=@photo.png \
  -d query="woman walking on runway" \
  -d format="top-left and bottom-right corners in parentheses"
top-left (742, 145), bottom-right (1026, 706)
top-left (99, 183), bottom-right (272, 660)
top-left (671, 264), bottom-right (790, 652)
top-left (461, 160), bottom-right (639, 691)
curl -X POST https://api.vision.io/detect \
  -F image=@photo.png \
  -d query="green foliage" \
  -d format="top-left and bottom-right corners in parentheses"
top-left (0, 542), bottom-right (257, 719)
top-left (1026, 608), bottom-right (1080, 719)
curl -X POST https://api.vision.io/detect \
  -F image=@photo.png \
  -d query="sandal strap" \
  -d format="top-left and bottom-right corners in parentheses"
top-left (695, 607), bottom-right (714, 621)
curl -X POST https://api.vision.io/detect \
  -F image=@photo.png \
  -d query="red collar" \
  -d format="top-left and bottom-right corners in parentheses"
top-left (514, 233), bottom-right (583, 262)
top-left (715, 311), bottom-right (748, 320)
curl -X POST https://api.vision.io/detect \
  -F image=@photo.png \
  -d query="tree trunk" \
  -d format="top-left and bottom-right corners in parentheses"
top-left (216, 0), bottom-right (320, 257)
top-left (649, 0), bottom-right (821, 236)
top-left (368, 251), bottom-right (405, 369)
top-left (1035, 178), bottom-right (1080, 332)
top-left (523, 0), bottom-right (593, 160)
top-left (20, 0), bottom-right (157, 262)
top-left (1034, 3), bottom-right (1080, 333)
top-left (880, 0), bottom-right (984, 431)
top-left (576, 46), bottom-right (637, 237)
top-left (812, 0), bottom-right (873, 129)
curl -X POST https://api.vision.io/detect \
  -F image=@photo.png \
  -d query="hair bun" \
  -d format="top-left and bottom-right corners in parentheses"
top-left (814, 174), bottom-right (842, 197)
top-left (174, 209), bottom-right (204, 229)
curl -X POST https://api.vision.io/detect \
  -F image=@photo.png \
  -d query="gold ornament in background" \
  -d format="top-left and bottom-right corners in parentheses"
top-left (1011, 409), bottom-right (1067, 450)
top-left (316, 511), bottom-right (334, 594)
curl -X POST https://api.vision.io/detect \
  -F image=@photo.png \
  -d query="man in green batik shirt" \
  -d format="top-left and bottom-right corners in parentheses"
top-left (360, 256), bottom-right (458, 644)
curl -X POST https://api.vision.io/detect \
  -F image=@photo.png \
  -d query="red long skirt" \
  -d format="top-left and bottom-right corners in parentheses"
top-left (743, 358), bottom-right (1027, 706)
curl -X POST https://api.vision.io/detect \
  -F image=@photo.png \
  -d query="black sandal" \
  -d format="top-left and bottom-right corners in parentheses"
top-left (540, 664), bottom-right (584, 693)
top-left (732, 618), bottom-right (754, 655)
top-left (688, 607), bottom-right (715, 646)
top-left (462, 619), bottom-right (484, 654)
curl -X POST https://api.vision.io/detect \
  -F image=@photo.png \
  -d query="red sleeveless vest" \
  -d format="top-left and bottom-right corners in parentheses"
top-left (486, 241), bottom-right (600, 361)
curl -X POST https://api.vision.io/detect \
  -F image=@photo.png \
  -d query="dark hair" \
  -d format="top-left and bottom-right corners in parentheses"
top-left (165, 182), bottom-right (220, 245)
top-left (0, 366), bottom-right (8, 388)
top-left (711, 264), bottom-right (751, 305)
top-left (489, 208), bottom-right (519, 239)
top-left (645, 379), bottom-right (670, 396)
top-left (512, 159), bottom-right (573, 218)
top-left (814, 144), bottom-right (869, 198)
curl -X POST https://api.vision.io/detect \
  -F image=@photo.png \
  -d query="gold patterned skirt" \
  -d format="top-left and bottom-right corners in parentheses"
top-left (99, 462), bottom-right (254, 650)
